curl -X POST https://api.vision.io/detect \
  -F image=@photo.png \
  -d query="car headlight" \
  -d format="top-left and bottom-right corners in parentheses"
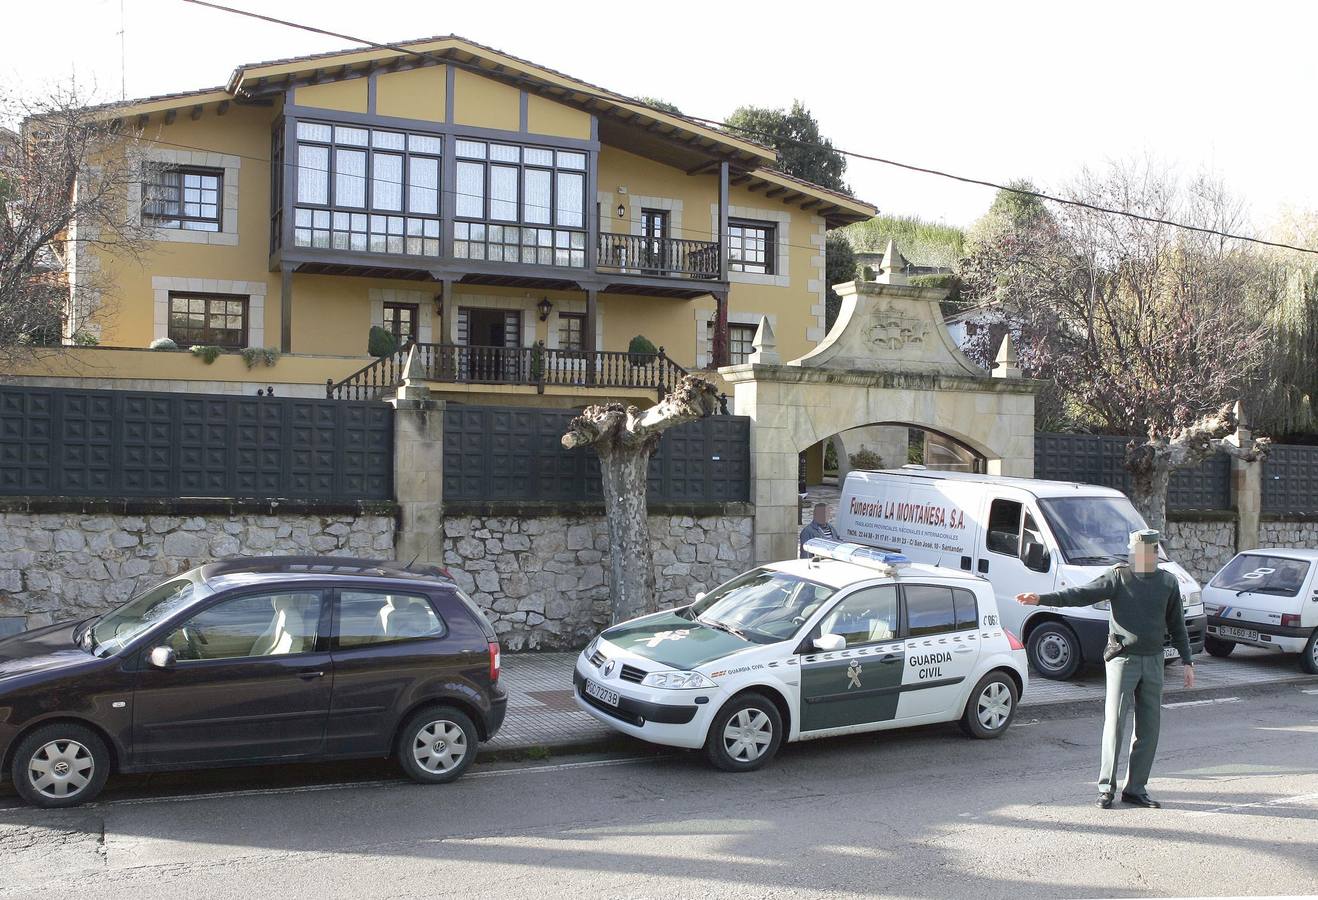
top-left (585, 637), bottom-right (599, 658)
top-left (1094, 600), bottom-right (1111, 611)
top-left (640, 670), bottom-right (717, 690)
top-left (1182, 589), bottom-right (1201, 609)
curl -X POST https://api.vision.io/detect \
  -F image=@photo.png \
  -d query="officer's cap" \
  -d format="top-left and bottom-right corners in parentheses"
top-left (1128, 528), bottom-right (1161, 549)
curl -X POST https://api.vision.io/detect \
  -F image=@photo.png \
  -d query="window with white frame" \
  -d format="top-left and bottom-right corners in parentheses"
top-left (450, 139), bottom-right (587, 268)
top-left (291, 121), bottom-right (442, 256)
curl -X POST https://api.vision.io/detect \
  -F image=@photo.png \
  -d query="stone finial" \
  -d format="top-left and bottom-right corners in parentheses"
top-left (393, 343), bottom-right (432, 400)
top-left (877, 239), bottom-right (909, 285)
top-left (748, 316), bottom-right (780, 364)
top-left (993, 333), bottom-right (1022, 379)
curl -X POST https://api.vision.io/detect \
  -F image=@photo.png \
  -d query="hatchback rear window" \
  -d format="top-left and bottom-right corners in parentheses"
top-left (1210, 555), bottom-right (1312, 597)
top-left (337, 590), bottom-right (446, 647)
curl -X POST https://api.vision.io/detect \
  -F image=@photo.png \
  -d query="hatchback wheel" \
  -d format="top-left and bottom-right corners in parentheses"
top-left (1205, 636), bottom-right (1235, 658)
top-left (11, 723), bottom-right (111, 809)
top-left (704, 692), bottom-right (783, 772)
top-left (1028, 622), bottom-right (1082, 680)
top-left (1301, 630), bottom-right (1318, 676)
top-left (396, 706), bottom-right (478, 784)
top-left (960, 671), bottom-right (1019, 739)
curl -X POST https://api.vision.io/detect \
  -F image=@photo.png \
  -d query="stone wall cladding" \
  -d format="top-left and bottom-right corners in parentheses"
top-left (443, 513), bottom-right (755, 651)
top-left (0, 512), bottom-right (395, 628)
top-left (1258, 520), bottom-right (1318, 552)
top-left (1164, 519), bottom-right (1237, 585)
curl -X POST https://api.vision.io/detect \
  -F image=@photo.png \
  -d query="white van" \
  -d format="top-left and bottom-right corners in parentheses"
top-left (1202, 548), bottom-right (1318, 674)
top-left (835, 469), bottom-right (1206, 679)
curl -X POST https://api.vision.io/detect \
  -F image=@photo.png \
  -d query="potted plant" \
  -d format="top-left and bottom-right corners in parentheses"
top-left (628, 334), bottom-right (658, 367)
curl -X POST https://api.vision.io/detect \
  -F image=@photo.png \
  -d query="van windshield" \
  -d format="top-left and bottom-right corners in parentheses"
top-left (1038, 496), bottom-right (1166, 565)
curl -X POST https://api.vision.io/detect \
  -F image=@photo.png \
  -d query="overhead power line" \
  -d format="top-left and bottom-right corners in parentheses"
top-left (181, 0), bottom-right (1318, 257)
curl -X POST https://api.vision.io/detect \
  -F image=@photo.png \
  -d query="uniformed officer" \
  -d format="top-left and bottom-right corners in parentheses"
top-left (1016, 529), bottom-right (1195, 809)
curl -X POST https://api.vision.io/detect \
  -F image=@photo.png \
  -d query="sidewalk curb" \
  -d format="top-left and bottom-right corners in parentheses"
top-left (480, 672), bottom-right (1318, 759)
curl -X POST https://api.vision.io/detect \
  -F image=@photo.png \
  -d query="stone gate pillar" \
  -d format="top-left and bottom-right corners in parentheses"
top-left (390, 371), bottom-right (445, 565)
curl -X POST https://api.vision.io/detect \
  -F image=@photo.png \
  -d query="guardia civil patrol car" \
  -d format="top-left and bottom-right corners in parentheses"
top-left (574, 539), bottom-right (1029, 771)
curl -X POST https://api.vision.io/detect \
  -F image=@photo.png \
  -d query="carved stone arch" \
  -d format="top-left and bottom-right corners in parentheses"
top-left (720, 242), bottom-right (1038, 563)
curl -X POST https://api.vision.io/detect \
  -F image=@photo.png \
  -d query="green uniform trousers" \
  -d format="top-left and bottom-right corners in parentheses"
top-left (1099, 653), bottom-right (1164, 796)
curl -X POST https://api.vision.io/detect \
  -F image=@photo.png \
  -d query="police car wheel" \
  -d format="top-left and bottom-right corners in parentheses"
top-left (1027, 622), bottom-right (1082, 680)
top-left (1204, 636), bottom-right (1235, 658)
top-left (959, 672), bottom-right (1018, 739)
top-left (1301, 630), bottom-right (1318, 676)
top-left (704, 693), bottom-right (783, 772)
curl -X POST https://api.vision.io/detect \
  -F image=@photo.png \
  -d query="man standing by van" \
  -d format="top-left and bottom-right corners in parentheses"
top-left (799, 503), bottom-right (838, 557)
top-left (1016, 529), bottom-right (1195, 810)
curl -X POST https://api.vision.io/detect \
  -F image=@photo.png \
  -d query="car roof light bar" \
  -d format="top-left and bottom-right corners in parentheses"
top-left (803, 539), bottom-right (911, 574)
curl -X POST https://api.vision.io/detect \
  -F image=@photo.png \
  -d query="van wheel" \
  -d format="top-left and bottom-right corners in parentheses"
top-left (11, 723), bottom-right (111, 809)
top-left (1205, 636), bottom-right (1236, 658)
top-left (1028, 622), bottom-right (1082, 679)
top-left (1301, 630), bottom-right (1318, 676)
top-left (396, 706), bottom-right (478, 784)
top-left (704, 692), bottom-right (783, 772)
top-left (960, 671), bottom-right (1019, 738)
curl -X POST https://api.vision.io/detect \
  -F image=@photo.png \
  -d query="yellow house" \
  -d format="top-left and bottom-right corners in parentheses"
top-left (21, 36), bottom-right (874, 404)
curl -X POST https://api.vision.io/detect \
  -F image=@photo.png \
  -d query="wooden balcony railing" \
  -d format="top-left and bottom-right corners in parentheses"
top-left (328, 341), bottom-right (688, 401)
top-left (596, 233), bottom-right (721, 280)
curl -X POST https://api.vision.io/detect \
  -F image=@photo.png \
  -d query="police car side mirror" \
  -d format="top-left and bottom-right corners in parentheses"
top-left (694, 592), bottom-right (706, 603)
top-left (1023, 542), bottom-right (1050, 573)
top-left (813, 633), bottom-right (845, 652)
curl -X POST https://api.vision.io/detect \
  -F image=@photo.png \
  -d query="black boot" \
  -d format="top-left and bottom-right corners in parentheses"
top-left (1120, 792), bottom-right (1162, 808)
top-left (1097, 792), bottom-right (1114, 809)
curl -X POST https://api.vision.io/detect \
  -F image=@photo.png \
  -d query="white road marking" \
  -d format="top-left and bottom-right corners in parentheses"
top-left (0, 756), bottom-right (660, 812)
top-left (1162, 697), bottom-right (1241, 709)
top-left (1302, 688), bottom-right (1318, 695)
top-left (1185, 790), bottom-right (1318, 818)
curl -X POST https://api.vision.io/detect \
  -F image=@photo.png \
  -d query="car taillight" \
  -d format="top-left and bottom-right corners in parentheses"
top-left (1005, 630), bottom-right (1025, 651)
top-left (1281, 614), bottom-right (1302, 629)
top-left (488, 641), bottom-right (501, 682)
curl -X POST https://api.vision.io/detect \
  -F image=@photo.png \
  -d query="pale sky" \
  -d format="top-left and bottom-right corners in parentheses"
top-left (6, 0), bottom-right (1315, 231)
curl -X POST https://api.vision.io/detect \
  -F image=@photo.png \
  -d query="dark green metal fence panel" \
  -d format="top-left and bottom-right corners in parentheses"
top-left (1262, 444), bottom-right (1318, 514)
top-left (1033, 432), bottom-right (1231, 511)
top-left (443, 405), bottom-right (749, 504)
top-left (0, 386), bottom-right (392, 501)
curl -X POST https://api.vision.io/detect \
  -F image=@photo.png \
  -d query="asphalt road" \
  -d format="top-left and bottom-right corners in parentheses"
top-left (1, 684), bottom-right (1316, 899)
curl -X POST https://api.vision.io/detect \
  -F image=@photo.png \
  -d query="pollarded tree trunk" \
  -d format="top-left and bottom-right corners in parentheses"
top-left (1125, 403), bottom-right (1241, 535)
top-left (597, 447), bottom-right (654, 623)
top-left (562, 375), bottom-right (720, 623)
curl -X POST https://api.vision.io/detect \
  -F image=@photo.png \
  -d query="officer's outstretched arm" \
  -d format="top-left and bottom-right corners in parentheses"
top-left (1030, 569), bottom-right (1119, 608)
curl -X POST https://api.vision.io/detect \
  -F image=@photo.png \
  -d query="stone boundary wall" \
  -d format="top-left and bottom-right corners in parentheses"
top-left (1164, 517), bottom-right (1236, 586)
top-left (0, 501), bottom-right (396, 633)
top-left (1165, 514), bottom-right (1318, 585)
top-left (442, 508), bottom-right (755, 651)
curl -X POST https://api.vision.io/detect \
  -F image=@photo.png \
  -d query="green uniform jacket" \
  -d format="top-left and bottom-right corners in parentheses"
top-left (1039, 566), bottom-right (1193, 664)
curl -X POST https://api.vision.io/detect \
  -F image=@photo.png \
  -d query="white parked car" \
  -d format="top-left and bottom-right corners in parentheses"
top-left (1202, 548), bottom-right (1318, 674)
top-left (574, 539), bottom-right (1029, 771)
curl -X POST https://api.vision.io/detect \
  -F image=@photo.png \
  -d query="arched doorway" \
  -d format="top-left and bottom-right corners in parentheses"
top-left (721, 243), bottom-right (1036, 563)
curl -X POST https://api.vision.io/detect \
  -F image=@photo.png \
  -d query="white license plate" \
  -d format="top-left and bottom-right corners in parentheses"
top-left (584, 679), bottom-right (620, 707)
top-left (1163, 645), bottom-right (1179, 659)
top-left (1218, 625), bottom-right (1260, 642)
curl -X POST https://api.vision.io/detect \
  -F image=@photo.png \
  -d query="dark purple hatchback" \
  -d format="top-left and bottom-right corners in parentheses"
top-left (0, 557), bottom-right (505, 808)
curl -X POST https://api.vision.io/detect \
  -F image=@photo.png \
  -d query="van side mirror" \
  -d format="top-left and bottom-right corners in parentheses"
top-left (812, 633), bottom-right (845, 652)
top-left (148, 646), bottom-right (176, 670)
top-left (1023, 542), bottom-right (1050, 573)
